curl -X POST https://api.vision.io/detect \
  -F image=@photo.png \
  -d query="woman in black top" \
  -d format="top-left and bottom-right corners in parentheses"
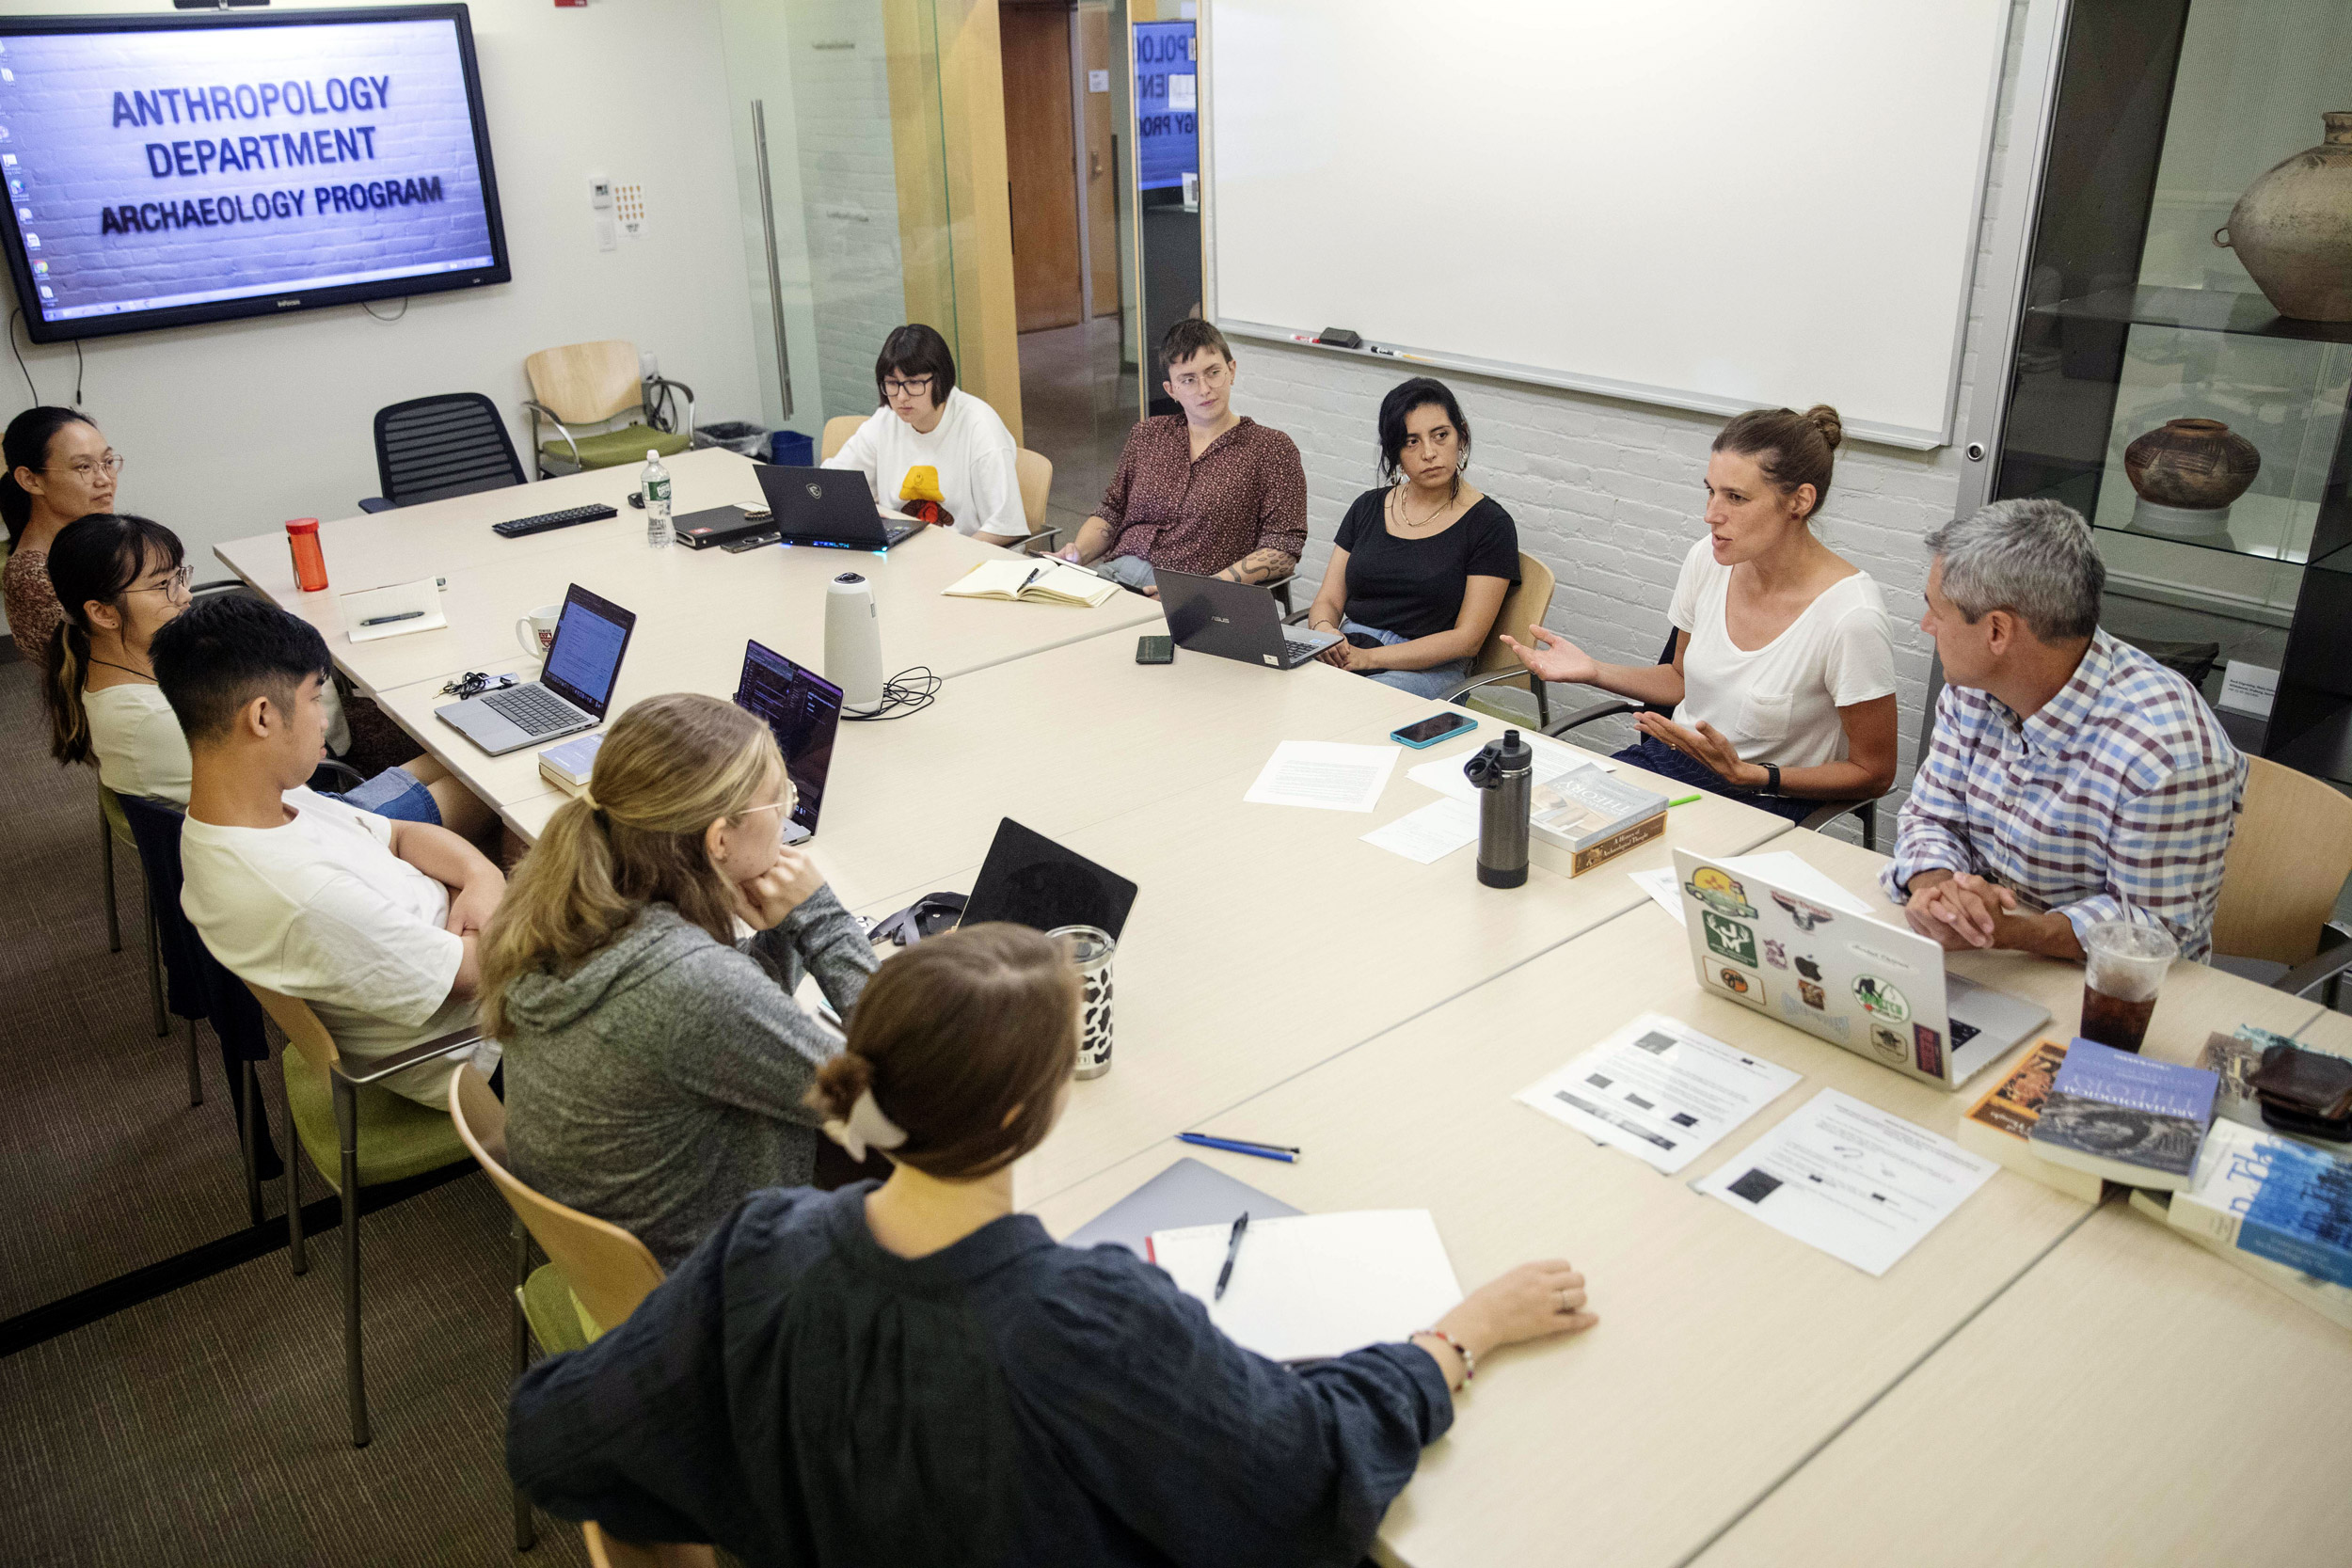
top-left (508, 925), bottom-right (1600, 1567)
top-left (1303, 377), bottom-right (1520, 698)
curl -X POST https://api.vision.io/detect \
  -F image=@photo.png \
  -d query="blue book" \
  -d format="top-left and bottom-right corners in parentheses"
top-left (2168, 1120), bottom-right (2352, 1292)
top-left (2025, 1037), bottom-right (2218, 1192)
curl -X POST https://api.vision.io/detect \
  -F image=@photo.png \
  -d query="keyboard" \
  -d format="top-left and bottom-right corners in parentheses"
top-left (1282, 635), bottom-right (1333, 661)
top-left (491, 503), bottom-right (618, 539)
top-left (1948, 1019), bottom-right (1980, 1047)
top-left (481, 683), bottom-right (587, 736)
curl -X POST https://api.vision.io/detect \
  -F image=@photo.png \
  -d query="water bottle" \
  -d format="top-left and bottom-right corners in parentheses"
top-left (1465, 728), bottom-right (1532, 888)
top-left (642, 450), bottom-right (673, 549)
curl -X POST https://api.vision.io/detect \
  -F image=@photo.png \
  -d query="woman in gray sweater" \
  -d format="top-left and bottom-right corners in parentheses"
top-left (480, 693), bottom-right (878, 1267)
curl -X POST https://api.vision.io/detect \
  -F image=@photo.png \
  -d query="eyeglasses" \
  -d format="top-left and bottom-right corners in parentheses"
top-left (46, 452), bottom-right (124, 481)
top-left (1167, 361), bottom-right (1231, 392)
top-left (123, 562), bottom-right (194, 600)
top-left (882, 375), bottom-right (934, 398)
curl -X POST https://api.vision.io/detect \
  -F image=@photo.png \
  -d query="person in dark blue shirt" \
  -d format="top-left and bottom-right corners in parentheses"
top-left (506, 924), bottom-right (1598, 1567)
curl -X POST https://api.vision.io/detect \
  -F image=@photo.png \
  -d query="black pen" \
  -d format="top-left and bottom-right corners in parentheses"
top-left (1018, 564), bottom-right (1042, 594)
top-left (1213, 1211), bottom-right (1249, 1301)
top-left (358, 610), bottom-right (424, 627)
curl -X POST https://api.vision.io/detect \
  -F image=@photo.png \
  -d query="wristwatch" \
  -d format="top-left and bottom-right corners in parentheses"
top-left (1761, 763), bottom-right (1782, 796)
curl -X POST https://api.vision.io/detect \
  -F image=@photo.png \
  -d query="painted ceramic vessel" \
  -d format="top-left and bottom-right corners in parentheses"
top-left (2123, 418), bottom-right (2262, 510)
top-left (2216, 113), bottom-right (2352, 323)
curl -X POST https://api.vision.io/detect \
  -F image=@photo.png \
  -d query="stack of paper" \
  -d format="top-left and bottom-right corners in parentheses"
top-left (1149, 1211), bottom-right (1463, 1362)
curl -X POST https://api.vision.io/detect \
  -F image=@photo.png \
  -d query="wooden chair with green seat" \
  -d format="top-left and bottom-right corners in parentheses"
top-left (1438, 552), bottom-right (1560, 727)
top-left (522, 341), bottom-right (694, 479)
top-left (242, 980), bottom-right (485, 1449)
top-left (2210, 754), bottom-right (2352, 1003)
top-left (447, 1069), bottom-right (668, 1554)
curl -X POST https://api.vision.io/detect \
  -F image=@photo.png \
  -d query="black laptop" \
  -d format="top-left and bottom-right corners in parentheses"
top-left (732, 640), bottom-right (844, 845)
top-left (960, 818), bottom-right (1138, 937)
top-left (755, 465), bottom-right (920, 551)
top-left (1155, 567), bottom-right (1343, 669)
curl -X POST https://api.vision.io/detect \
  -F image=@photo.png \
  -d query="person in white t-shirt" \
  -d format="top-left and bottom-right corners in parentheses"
top-left (153, 594), bottom-right (506, 1104)
top-left (40, 513), bottom-right (491, 835)
top-left (824, 324), bottom-right (1026, 546)
top-left (1503, 405), bottom-right (1897, 823)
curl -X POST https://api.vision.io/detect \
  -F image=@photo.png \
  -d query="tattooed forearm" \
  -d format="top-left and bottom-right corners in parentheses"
top-left (1224, 548), bottom-right (1297, 584)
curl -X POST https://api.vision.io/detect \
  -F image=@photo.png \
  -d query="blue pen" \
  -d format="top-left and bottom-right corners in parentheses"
top-left (1178, 1132), bottom-right (1300, 1164)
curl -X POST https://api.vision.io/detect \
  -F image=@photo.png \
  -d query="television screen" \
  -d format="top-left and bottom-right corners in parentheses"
top-left (0, 6), bottom-right (508, 342)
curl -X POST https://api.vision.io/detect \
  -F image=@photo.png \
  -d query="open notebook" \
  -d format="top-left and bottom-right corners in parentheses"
top-left (942, 557), bottom-right (1122, 608)
top-left (1148, 1211), bottom-right (1463, 1363)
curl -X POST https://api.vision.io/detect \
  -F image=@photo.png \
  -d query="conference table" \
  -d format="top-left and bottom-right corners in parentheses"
top-left (218, 470), bottom-right (2352, 1566)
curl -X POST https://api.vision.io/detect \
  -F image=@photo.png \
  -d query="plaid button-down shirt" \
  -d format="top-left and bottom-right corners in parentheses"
top-left (1883, 629), bottom-right (2246, 961)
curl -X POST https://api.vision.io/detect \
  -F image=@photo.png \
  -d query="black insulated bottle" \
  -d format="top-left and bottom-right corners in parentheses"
top-left (1465, 727), bottom-right (1532, 888)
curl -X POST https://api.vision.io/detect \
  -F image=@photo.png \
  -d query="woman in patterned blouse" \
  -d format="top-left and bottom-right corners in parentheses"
top-left (4, 406), bottom-right (120, 666)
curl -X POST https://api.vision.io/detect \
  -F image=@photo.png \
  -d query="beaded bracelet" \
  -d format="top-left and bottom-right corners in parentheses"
top-left (1415, 1327), bottom-right (1475, 1386)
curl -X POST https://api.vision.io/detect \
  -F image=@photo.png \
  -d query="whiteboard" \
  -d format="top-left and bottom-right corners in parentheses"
top-left (1206, 1), bottom-right (2013, 450)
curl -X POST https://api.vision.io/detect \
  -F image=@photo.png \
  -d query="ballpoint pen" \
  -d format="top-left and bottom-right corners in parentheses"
top-left (358, 610), bottom-right (425, 627)
top-left (1214, 1211), bottom-right (1249, 1301)
top-left (1018, 564), bottom-right (1042, 594)
top-left (1179, 1132), bottom-right (1301, 1163)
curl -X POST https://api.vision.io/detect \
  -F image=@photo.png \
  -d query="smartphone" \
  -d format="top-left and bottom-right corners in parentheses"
top-left (1391, 711), bottom-right (1478, 749)
top-left (1136, 635), bottom-right (1175, 665)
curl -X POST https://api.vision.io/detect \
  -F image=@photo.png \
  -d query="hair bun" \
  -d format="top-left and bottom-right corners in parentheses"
top-left (1802, 404), bottom-right (1843, 452)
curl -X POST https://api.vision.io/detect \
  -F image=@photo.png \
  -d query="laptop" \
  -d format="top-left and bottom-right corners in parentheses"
top-left (732, 639), bottom-right (844, 846)
top-left (1673, 847), bottom-right (2047, 1089)
top-left (755, 464), bottom-right (920, 551)
top-left (1156, 568), bottom-right (1343, 670)
top-left (436, 583), bottom-right (635, 756)
top-left (960, 817), bottom-right (1138, 938)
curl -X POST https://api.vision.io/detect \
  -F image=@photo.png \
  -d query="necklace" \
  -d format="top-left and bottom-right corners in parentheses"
top-left (88, 657), bottom-right (155, 682)
top-left (1394, 484), bottom-right (1456, 530)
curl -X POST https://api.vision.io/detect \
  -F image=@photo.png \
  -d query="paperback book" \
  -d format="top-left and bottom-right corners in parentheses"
top-left (1528, 765), bottom-right (1668, 876)
top-left (2197, 1025), bottom-right (2297, 1131)
top-left (2167, 1117), bottom-right (2352, 1291)
top-left (538, 733), bottom-right (602, 796)
top-left (1955, 1037), bottom-right (2105, 1203)
top-left (2127, 1188), bottom-right (2352, 1333)
top-left (2025, 1037), bottom-right (2217, 1192)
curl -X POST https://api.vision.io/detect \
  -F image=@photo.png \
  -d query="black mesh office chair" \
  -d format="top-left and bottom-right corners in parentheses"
top-left (1518, 624), bottom-right (1881, 849)
top-left (361, 393), bottom-right (527, 512)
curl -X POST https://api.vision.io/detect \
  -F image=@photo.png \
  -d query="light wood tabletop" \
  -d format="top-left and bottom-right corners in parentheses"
top-left (212, 449), bottom-right (1158, 695)
top-left (1026, 831), bottom-right (2331, 1568)
top-left (1685, 1200), bottom-right (2352, 1568)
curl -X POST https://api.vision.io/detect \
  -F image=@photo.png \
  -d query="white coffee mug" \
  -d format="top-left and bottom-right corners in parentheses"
top-left (516, 603), bottom-right (561, 658)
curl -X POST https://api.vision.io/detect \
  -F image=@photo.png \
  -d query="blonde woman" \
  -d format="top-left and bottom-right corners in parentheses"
top-left (481, 693), bottom-right (878, 1267)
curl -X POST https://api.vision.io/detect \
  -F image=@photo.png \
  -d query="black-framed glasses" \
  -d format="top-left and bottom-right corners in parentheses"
top-left (882, 375), bottom-right (934, 398)
top-left (47, 452), bottom-right (124, 481)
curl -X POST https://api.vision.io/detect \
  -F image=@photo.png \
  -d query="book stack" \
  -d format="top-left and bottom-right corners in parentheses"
top-left (538, 733), bottom-right (602, 797)
top-left (1955, 1037), bottom-right (2105, 1203)
top-left (1527, 765), bottom-right (1668, 877)
top-left (2129, 1121), bottom-right (2352, 1331)
top-left (2024, 1037), bottom-right (2217, 1193)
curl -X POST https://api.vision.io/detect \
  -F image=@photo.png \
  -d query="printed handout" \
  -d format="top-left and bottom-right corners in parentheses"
top-left (1362, 797), bottom-right (1482, 863)
top-left (1244, 741), bottom-right (1399, 813)
top-left (1516, 1012), bottom-right (1801, 1176)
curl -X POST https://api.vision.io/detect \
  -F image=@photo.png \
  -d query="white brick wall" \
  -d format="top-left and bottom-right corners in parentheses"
top-left (1227, 0), bottom-right (2036, 836)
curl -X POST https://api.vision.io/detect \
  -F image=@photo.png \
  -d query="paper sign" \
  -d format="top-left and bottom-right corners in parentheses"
top-left (1089, 69), bottom-right (1110, 92)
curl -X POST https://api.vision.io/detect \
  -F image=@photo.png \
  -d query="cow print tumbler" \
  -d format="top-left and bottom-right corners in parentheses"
top-left (1050, 925), bottom-right (1117, 1079)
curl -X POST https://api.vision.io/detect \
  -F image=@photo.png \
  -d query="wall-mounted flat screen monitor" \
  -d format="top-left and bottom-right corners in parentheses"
top-left (0, 5), bottom-right (508, 342)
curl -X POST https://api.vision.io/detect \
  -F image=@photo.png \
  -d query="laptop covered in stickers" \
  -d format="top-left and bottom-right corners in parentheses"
top-left (1672, 847), bottom-right (2046, 1090)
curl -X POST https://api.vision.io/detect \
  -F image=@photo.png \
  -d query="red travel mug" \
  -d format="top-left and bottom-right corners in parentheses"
top-left (286, 517), bottom-right (328, 592)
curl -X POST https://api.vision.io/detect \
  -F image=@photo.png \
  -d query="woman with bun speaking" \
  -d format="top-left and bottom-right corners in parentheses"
top-left (1507, 405), bottom-right (1896, 823)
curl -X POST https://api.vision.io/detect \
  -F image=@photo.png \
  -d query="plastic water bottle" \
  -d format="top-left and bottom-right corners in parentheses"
top-left (642, 450), bottom-right (674, 549)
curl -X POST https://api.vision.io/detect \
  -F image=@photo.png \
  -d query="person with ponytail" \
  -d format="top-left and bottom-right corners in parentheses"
top-left (3, 405), bottom-right (119, 665)
top-left (1505, 404), bottom-right (1897, 822)
top-left (44, 513), bottom-right (491, 835)
top-left (508, 925), bottom-right (1600, 1567)
top-left (481, 692), bottom-right (876, 1269)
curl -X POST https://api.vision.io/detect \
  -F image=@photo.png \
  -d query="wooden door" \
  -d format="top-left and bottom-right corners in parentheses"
top-left (1000, 4), bottom-right (1085, 333)
top-left (1079, 4), bottom-right (1120, 317)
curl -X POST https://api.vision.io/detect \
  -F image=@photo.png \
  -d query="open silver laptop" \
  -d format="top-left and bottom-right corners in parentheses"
top-left (436, 583), bottom-right (636, 756)
top-left (1674, 847), bottom-right (2047, 1090)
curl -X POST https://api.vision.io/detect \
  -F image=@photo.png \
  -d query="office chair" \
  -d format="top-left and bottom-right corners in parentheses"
top-left (1431, 553), bottom-right (1559, 727)
top-left (2210, 755), bottom-right (2352, 1002)
top-left (362, 392), bottom-right (527, 512)
top-left (449, 1069), bottom-right (668, 1552)
top-left (523, 341), bottom-right (694, 478)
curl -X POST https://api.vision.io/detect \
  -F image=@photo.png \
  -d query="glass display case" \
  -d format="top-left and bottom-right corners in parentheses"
top-left (1990, 0), bottom-right (2352, 782)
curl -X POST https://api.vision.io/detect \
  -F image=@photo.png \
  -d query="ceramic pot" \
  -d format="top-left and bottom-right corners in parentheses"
top-left (2216, 112), bottom-right (2352, 322)
top-left (2123, 418), bottom-right (2262, 510)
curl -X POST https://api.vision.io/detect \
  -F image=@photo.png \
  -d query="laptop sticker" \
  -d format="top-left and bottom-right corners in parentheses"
top-left (1780, 992), bottom-right (1848, 1037)
top-left (1850, 942), bottom-right (1924, 974)
top-left (1793, 955), bottom-right (1822, 981)
top-left (1713, 962), bottom-right (1766, 1006)
top-left (1762, 938), bottom-right (1788, 970)
top-left (1686, 867), bottom-right (1756, 918)
top-left (1798, 979), bottom-right (1826, 1011)
top-left (1869, 1022), bottom-right (1907, 1063)
top-left (1914, 1023), bottom-right (1945, 1077)
top-left (1701, 911), bottom-right (1758, 968)
top-left (1772, 891), bottom-right (1836, 930)
top-left (1852, 976), bottom-right (1911, 1022)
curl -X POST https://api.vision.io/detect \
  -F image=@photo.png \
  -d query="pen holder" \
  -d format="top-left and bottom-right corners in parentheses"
top-left (1050, 925), bottom-right (1117, 1079)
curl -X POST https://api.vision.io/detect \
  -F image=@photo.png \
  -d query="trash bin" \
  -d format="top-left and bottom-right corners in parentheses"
top-left (693, 420), bottom-right (771, 458)
top-left (769, 429), bottom-right (815, 467)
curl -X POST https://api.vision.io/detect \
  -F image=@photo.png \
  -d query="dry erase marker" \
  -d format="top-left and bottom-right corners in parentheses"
top-left (1214, 1212), bottom-right (1249, 1301)
top-left (359, 610), bottom-right (424, 627)
top-left (1668, 793), bottom-right (1703, 808)
top-left (1179, 1132), bottom-right (1300, 1163)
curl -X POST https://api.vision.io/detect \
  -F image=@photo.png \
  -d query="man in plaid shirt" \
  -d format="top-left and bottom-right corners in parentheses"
top-left (1883, 498), bottom-right (2246, 962)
